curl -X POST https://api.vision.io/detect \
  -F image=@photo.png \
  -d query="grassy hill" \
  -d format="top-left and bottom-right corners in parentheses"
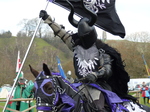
top-left (0, 37), bottom-right (72, 85)
top-left (0, 37), bottom-right (150, 85)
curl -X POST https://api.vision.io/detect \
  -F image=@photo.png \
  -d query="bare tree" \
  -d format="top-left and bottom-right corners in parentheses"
top-left (17, 31), bottom-right (27, 38)
top-left (125, 31), bottom-right (150, 42)
top-left (18, 18), bottom-right (50, 38)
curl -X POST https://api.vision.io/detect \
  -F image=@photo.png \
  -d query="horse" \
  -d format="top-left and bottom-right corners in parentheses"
top-left (29, 63), bottom-right (150, 112)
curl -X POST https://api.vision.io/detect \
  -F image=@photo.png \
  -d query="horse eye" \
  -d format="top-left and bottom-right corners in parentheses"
top-left (45, 87), bottom-right (53, 94)
top-left (48, 87), bottom-right (52, 91)
top-left (43, 82), bottom-right (53, 94)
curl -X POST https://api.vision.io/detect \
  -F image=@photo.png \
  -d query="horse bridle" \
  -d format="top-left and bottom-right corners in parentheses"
top-left (34, 71), bottom-right (61, 111)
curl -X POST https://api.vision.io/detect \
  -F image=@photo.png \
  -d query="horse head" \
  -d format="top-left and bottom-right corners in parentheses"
top-left (30, 63), bottom-right (88, 112)
top-left (29, 63), bottom-right (59, 111)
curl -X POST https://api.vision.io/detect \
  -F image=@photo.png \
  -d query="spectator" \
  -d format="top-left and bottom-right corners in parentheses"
top-left (141, 82), bottom-right (150, 104)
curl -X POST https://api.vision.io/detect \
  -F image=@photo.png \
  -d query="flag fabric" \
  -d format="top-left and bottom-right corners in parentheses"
top-left (16, 51), bottom-right (21, 73)
top-left (56, 56), bottom-right (67, 79)
top-left (15, 51), bottom-right (23, 79)
top-left (142, 54), bottom-right (150, 76)
top-left (48, 0), bottom-right (125, 38)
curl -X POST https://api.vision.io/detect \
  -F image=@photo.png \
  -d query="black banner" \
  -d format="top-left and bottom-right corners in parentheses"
top-left (50, 0), bottom-right (125, 38)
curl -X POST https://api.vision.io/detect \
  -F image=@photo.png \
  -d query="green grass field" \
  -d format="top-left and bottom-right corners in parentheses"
top-left (139, 96), bottom-right (150, 107)
top-left (129, 91), bottom-right (150, 107)
top-left (0, 102), bottom-right (4, 111)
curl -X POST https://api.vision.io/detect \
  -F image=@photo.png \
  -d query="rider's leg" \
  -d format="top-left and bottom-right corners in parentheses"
top-left (78, 85), bottom-right (108, 112)
top-left (93, 93), bottom-right (110, 112)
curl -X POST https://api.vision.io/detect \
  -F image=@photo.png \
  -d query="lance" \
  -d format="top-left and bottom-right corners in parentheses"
top-left (3, 1), bottom-right (50, 111)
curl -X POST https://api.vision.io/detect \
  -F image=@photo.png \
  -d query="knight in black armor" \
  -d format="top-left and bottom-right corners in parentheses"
top-left (39, 1), bottom-right (150, 111)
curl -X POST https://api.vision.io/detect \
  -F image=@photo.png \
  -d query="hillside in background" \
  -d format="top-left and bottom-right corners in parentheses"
top-left (0, 37), bottom-right (149, 86)
top-left (107, 40), bottom-right (150, 78)
top-left (0, 37), bottom-right (72, 86)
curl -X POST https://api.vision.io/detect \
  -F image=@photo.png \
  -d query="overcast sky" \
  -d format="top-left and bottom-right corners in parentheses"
top-left (0, 0), bottom-right (150, 40)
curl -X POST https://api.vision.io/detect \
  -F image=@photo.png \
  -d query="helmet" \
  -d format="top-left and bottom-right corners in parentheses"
top-left (67, 0), bottom-right (97, 49)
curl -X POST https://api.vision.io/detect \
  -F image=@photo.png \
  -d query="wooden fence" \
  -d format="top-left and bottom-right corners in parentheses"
top-left (0, 98), bottom-right (35, 112)
top-left (129, 90), bottom-right (141, 102)
top-left (0, 91), bottom-right (141, 112)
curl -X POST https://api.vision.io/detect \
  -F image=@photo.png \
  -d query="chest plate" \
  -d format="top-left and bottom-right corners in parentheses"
top-left (74, 44), bottom-right (100, 77)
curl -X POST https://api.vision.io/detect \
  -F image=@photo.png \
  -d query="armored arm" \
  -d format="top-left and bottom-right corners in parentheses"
top-left (83, 53), bottom-right (112, 82)
top-left (39, 10), bottom-right (74, 51)
top-left (95, 53), bottom-right (112, 80)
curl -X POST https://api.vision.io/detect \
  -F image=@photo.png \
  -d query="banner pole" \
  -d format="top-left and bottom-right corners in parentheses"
top-left (3, 1), bottom-right (49, 112)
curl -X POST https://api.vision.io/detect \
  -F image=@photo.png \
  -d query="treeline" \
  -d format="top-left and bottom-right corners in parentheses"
top-left (0, 31), bottom-right (12, 38)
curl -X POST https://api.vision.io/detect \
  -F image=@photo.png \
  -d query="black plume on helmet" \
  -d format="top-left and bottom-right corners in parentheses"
top-left (66, 0), bottom-right (98, 49)
top-left (66, 0), bottom-right (97, 27)
top-left (66, 0), bottom-right (78, 28)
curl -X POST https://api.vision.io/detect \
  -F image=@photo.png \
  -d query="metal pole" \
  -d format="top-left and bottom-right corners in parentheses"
top-left (3, 1), bottom-right (49, 112)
